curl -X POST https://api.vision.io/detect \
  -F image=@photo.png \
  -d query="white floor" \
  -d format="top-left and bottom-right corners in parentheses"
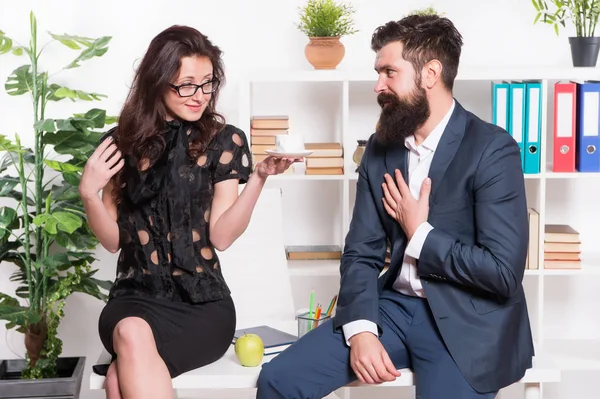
top-left (176, 390), bottom-right (342, 399)
top-left (174, 383), bottom-right (527, 399)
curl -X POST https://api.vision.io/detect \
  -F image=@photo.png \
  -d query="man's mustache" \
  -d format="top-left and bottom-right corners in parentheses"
top-left (377, 92), bottom-right (398, 108)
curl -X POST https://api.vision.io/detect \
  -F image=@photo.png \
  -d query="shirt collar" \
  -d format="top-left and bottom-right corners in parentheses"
top-left (405, 99), bottom-right (455, 152)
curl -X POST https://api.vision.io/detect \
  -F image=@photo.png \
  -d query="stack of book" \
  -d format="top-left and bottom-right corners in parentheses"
top-left (304, 142), bottom-right (343, 175)
top-left (544, 224), bottom-right (581, 270)
top-left (250, 115), bottom-right (289, 167)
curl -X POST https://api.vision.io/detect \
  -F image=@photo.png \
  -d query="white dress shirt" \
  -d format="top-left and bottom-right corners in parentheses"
top-left (342, 100), bottom-right (456, 345)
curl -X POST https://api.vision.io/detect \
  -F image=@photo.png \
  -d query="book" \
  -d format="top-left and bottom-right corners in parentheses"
top-left (304, 142), bottom-right (343, 157)
top-left (305, 167), bottom-right (344, 175)
top-left (527, 208), bottom-right (540, 270)
top-left (250, 116), bottom-right (289, 130)
top-left (544, 224), bottom-right (580, 243)
top-left (251, 144), bottom-right (277, 154)
top-left (251, 136), bottom-right (277, 145)
top-left (544, 242), bottom-right (581, 252)
top-left (544, 260), bottom-right (581, 269)
top-left (286, 245), bottom-right (342, 260)
top-left (250, 128), bottom-right (288, 136)
top-left (232, 325), bottom-right (297, 355)
top-left (306, 157), bottom-right (344, 168)
top-left (544, 252), bottom-right (580, 261)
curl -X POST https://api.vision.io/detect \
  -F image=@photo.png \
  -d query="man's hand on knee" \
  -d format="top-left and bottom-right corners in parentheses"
top-left (348, 332), bottom-right (401, 384)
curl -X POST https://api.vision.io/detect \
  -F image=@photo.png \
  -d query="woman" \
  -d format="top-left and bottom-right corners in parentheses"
top-left (80, 25), bottom-right (298, 399)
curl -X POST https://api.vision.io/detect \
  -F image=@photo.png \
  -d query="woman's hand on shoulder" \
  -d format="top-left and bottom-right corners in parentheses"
top-left (254, 156), bottom-right (303, 180)
top-left (80, 136), bottom-right (124, 198)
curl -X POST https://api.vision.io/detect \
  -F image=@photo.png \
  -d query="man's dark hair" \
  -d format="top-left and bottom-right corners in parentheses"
top-left (371, 15), bottom-right (463, 91)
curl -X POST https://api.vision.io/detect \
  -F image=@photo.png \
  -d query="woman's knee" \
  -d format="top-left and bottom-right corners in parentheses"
top-left (112, 317), bottom-right (155, 355)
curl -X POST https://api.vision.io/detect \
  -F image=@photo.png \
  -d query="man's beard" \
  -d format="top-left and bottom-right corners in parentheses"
top-left (375, 85), bottom-right (430, 145)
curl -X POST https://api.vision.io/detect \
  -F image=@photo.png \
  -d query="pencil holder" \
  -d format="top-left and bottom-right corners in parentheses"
top-left (296, 311), bottom-right (331, 338)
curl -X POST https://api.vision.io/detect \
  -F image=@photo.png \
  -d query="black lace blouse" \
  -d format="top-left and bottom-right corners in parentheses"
top-left (105, 120), bottom-right (252, 304)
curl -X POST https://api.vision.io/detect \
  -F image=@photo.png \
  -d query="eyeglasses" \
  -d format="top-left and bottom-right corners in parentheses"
top-left (169, 78), bottom-right (220, 97)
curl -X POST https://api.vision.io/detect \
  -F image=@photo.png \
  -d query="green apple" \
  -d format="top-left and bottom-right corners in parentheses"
top-left (235, 333), bottom-right (264, 367)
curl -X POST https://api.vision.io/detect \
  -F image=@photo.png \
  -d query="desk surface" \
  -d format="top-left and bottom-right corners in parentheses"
top-left (90, 320), bottom-right (297, 390)
top-left (90, 320), bottom-right (561, 390)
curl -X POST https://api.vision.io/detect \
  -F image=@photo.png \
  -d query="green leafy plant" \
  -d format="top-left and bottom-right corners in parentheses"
top-left (532, 0), bottom-right (600, 36)
top-left (0, 12), bottom-right (114, 379)
top-left (297, 0), bottom-right (358, 37)
top-left (410, 6), bottom-right (445, 16)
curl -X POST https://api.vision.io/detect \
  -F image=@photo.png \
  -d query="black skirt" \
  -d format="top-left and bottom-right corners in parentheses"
top-left (96, 294), bottom-right (236, 378)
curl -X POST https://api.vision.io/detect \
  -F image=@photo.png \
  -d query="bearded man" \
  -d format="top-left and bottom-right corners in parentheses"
top-left (256, 14), bottom-right (533, 399)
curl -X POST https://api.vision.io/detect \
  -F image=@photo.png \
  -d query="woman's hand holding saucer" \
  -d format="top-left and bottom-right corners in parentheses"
top-left (254, 155), bottom-right (303, 179)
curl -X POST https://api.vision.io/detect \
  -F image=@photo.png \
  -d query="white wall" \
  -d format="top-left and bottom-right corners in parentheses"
top-left (1, 0), bottom-right (598, 398)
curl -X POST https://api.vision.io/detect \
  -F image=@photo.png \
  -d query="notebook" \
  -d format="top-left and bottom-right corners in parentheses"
top-left (232, 325), bottom-right (297, 355)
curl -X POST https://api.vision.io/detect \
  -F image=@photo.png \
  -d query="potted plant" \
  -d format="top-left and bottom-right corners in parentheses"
top-left (0, 12), bottom-right (114, 398)
top-left (297, 0), bottom-right (358, 69)
top-left (409, 5), bottom-right (445, 16)
top-left (532, 0), bottom-right (600, 67)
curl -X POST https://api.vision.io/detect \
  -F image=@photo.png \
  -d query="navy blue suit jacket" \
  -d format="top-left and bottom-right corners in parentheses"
top-left (332, 101), bottom-right (534, 393)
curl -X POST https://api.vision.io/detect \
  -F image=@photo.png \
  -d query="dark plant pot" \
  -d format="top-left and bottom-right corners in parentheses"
top-left (569, 36), bottom-right (600, 67)
top-left (0, 357), bottom-right (85, 399)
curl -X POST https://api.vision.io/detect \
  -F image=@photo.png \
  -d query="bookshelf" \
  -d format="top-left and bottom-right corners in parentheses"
top-left (237, 67), bottom-right (600, 398)
top-left (243, 66), bottom-right (600, 83)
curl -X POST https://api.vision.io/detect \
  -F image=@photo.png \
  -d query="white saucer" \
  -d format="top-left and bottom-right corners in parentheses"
top-left (264, 150), bottom-right (313, 157)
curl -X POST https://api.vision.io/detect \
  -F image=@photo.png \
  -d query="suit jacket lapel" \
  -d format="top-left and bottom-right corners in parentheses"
top-left (383, 142), bottom-right (408, 287)
top-left (384, 141), bottom-right (409, 183)
top-left (428, 101), bottom-right (467, 201)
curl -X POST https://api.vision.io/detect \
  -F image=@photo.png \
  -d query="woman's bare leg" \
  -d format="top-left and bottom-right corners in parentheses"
top-left (112, 317), bottom-right (173, 399)
top-left (104, 361), bottom-right (122, 399)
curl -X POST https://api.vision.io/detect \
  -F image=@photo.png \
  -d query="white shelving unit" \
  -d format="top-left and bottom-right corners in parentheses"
top-left (238, 67), bottom-right (600, 398)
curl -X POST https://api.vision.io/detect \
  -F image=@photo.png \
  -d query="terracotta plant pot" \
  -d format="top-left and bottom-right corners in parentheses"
top-left (304, 37), bottom-right (345, 69)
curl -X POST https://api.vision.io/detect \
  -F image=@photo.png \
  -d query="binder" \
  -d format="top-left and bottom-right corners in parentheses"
top-left (491, 81), bottom-right (511, 132)
top-left (524, 81), bottom-right (542, 174)
top-left (232, 325), bottom-right (297, 356)
top-left (553, 82), bottom-right (577, 172)
top-left (575, 81), bottom-right (600, 172)
top-left (509, 82), bottom-right (526, 170)
top-left (492, 82), bottom-right (510, 132)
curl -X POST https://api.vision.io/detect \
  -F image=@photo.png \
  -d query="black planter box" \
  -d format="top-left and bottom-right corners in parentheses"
top-left (0, 357), bottom-right (85, 399)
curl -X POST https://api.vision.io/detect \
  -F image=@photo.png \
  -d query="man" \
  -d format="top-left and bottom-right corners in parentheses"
top-left (256, 14), bottom-right (533, 399)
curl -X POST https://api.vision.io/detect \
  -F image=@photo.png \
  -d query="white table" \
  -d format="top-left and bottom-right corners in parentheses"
top-left (90, 321), bottom-right (560, 399)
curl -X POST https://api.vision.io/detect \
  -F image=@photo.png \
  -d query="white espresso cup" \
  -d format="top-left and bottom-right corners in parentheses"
top-left (275, 135), bottom-right (305, 153)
